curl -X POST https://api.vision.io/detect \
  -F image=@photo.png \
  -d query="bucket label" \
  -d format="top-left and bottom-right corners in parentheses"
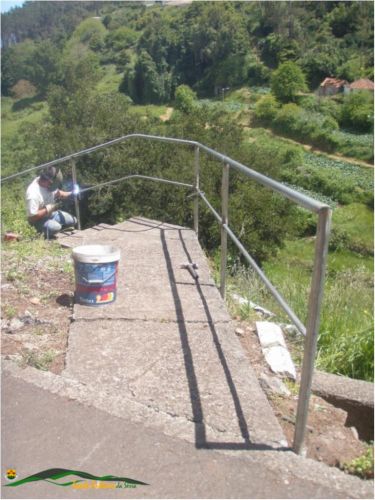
top-left (76, 291), bottom-right (116, 305)
top-left (76, 262), bottom-right (117, 286)
top-left (74, 261), bottom-right (118, 306)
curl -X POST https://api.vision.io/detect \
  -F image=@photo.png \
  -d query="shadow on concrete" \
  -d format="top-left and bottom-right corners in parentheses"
top-left (161, 228), bottom-right (288, 453)
top-left (93, 217), bottom-right (192, 234)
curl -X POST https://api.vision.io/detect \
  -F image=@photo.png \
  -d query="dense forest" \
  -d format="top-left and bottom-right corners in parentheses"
top-left (1, 1), bottom-right (373, 382)
top-left (2, 1), bottom-right (374, 99)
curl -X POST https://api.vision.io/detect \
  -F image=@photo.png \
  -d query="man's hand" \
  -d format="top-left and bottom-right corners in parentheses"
top-left (46, 203), bottom-right (58, 215)
top-left (55, 189), bottom-right (72, 200)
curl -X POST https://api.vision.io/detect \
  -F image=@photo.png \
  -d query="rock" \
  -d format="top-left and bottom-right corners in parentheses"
top-left (256, 321), bottom-right (287, 349)
top-left (256, 322), bottom-right (297, 380)
top-left (30, 297), bottom-right (41, 305)
top-left (235, 328), bottom-right (245, 337)
top-left (263, 345), bottom-right (297, 380)
top-left (281, 324), bottom-right (300, 336)
top-left (1, 319), bottom-right (9, 329)
top-left (7, 318), bottom-right (24, 332)
top-left (259, 373), bottom-right (291, 397)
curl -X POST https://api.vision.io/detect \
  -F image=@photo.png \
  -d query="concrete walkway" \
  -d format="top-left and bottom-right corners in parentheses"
top-left (2, 218), bottom-right (373, 498)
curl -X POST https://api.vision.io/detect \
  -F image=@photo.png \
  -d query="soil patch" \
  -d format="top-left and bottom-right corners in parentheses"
top-left (1, 242), bottom-right (74, 374)
top-left (160, 107), bottom-right (173, 122)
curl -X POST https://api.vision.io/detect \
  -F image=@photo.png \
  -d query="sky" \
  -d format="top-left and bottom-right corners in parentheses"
top-left (1, 0), bottom-right (25, 13)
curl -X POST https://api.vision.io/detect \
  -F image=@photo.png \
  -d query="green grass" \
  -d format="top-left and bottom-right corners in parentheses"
top-left (332, 203), bottom-right (374, 253)
top-left (1, 97), bottom-right (48, 142)
top-left (21, 349), bottom-right (56, 371)
top-left (227, 232), bottom-right (374, 381)
top-left (95, 64), bottom-right (124, 94)
top-left (130, 104), bottom-right (169, 118)
top-left (221, 200), bottom-right (373, 381)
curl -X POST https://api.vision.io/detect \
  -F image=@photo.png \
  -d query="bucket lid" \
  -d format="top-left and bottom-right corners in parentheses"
top-left (72, 244), bottom-right (120, 264)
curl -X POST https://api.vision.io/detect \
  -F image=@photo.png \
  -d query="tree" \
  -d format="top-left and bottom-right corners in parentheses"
top-left (271, 61), bottom-right (307, 103)
top-left (120, 50), bottom-right (172, 104)
top-left (27, 40), bottom-right (63, 94)
top-left (1, 41), bottom-right (36, 95)
top-left (174, 84), bottom-right (197, 113)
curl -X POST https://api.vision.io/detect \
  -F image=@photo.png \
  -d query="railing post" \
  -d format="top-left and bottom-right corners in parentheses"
top-left (220, 163), bottom-right (229, 299)
top-left (71, 160), bottom-right (81, 230)
top-left (293, 206), bottom-right (332, 454)
top-left (193, 146), bottom-right (200, 236)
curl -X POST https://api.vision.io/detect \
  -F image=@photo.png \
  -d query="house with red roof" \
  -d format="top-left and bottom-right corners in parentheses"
top-left (349, 78), bottom-right (374, 92)
top-left (318, 77), bottom-right (349, 96)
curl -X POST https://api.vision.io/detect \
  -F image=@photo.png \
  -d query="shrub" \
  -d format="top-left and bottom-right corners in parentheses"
top-left (273, 103), bottom-right (301, 132)
top-left (174, 85), bottom-right (197, 114)
top-left (318, 98), bottom-right (341, 122)
top-left (340, 91), bottom-right (374, 133)
top-left (254, 94), bottom-right (279, 123)
top-left (328, 227), bottom-right (350, 251)
top-left (310, 129), bottom-right (341, 152)
top-left (272, 104), bottom-right (340, 152)
top-left (342, 445), bottom-right (374, 480)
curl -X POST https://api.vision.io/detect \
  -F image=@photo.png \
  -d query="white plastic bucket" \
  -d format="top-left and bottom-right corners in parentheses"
top-left (72, 245), bottom-right (121, 306)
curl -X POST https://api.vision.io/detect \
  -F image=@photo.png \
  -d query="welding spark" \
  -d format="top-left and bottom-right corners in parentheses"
top-left (73, 184), bottom-right (80, 196)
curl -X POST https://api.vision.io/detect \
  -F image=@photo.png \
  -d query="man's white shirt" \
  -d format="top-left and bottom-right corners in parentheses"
top-left (26, 177), bottom-right (56, 217)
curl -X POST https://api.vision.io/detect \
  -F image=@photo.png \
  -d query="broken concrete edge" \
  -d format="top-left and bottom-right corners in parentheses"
top-left (2, 359), bottom-right (373, 497)
top-left (311, 371), bottom-right (374, 442)
top-left (312, 370), bottom-right (374, 409)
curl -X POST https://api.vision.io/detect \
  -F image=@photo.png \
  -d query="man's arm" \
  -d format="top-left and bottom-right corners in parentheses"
top-left (55, 190), bottom-right (72, 200)
top-left (28, 204), bottom-right (57, 223)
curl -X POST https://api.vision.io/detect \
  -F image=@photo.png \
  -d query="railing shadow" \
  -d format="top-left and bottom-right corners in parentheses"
top-left (160, 227), bottom-right (289, 452)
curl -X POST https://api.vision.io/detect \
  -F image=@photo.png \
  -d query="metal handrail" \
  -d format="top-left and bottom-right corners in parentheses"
top-left (2, 134), bottom-right (331, 454)
top-left (1, 133), bottom-right (326, 212)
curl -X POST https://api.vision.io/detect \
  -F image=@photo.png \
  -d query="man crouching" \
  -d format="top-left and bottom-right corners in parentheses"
top-left (26, 166), bottom-right (77, 239)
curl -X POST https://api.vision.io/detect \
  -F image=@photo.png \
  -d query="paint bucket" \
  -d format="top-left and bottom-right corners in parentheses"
top-left (72, 244), bottom-right (121, 306)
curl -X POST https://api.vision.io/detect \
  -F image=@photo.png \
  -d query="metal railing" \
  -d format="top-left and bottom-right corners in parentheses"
top-left (2, 133), bottom-right (332, 454)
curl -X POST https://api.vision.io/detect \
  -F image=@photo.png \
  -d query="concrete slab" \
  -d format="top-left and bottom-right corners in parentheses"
top-left (71, 223), bottom-right (228, 322)
top-left (63, 320), bottom-right (286, 448)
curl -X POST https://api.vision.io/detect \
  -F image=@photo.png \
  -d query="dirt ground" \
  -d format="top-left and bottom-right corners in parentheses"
top-left (1, 243), bottom-right (74, 374)
top-left (1, 240), bottom-right (371, 479)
